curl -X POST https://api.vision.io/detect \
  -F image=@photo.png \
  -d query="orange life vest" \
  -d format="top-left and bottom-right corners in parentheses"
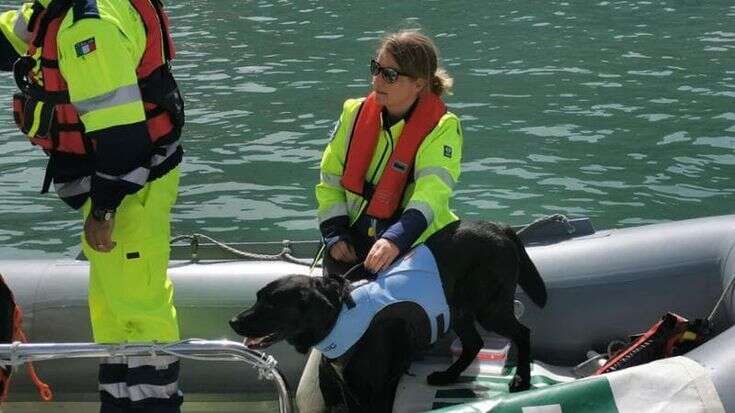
top-left (341, 92), bottom-right (446, 219)
top-left (11, 0), bottom-right (183, 157)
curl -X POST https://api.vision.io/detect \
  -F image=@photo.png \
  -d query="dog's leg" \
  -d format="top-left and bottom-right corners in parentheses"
top-left (477, 310), bottom-right (532, 393)
top-left (342, 319), bottom-right (411, 413)
top-left (318, 356), bottom-right (350, 411)
top-left (427, 312), bottom-right (482, 385)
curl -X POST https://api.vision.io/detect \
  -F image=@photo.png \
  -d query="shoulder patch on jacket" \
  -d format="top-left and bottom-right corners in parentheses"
top-left (443, 145), bottom-right (453, 158)
top-left (74, 37), bottom-right (96, 57)
top-left (73, 0), bottom-right (100, 23)
top-left (74, 37), bottom-right (97, 57)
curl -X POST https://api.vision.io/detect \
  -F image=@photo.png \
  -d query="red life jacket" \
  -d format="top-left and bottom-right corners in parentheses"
top-left (341, 92), bottom-right (446, 219)
top-left (11, 0), bottom-right (183, 157)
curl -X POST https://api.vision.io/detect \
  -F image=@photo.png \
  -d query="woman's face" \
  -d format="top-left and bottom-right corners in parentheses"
top-left (371, 51), bottom-right (425, 117)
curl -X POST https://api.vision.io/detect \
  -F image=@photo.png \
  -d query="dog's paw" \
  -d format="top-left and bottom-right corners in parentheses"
top-left (427, 370), bottom-right (459, 386)
top-left (508, 374), bottom-right (531, 393)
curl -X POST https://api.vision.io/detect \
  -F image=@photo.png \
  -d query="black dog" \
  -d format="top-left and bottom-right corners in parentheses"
top-left (230, 220), bottom-right (547, 412)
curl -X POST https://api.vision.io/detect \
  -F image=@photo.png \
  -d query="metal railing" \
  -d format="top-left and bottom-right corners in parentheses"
top-left (0, 339), bottom-right (292, 413)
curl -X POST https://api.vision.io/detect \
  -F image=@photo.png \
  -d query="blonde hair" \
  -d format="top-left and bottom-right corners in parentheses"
top-left (377, 30), bottom-right (453, 96)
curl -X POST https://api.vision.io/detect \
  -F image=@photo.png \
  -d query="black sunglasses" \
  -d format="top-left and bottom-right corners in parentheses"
top-left (370, 59), bottom-right (409, 84)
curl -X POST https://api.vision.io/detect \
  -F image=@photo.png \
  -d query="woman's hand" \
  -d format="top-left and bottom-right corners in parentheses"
top-left (329, 240), bottom-right (357, 263)
top-left (365, 238), bottom-right (399, 273)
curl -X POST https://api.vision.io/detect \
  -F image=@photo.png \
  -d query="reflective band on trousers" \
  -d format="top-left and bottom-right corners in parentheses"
top-left (102, 355), bottom-right (179, 369)
top-left (73, 84), bottom-right (142, 115)
top-left (127, 354), bottom-right (178, 368)
top-left (99, 382), bottom-right (180, 402)
top-left (12, 6), bottom-right (32, 44)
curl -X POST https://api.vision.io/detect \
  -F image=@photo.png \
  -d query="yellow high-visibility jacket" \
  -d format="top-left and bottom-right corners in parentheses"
top-left (317, 97), bottom-right (463, 250)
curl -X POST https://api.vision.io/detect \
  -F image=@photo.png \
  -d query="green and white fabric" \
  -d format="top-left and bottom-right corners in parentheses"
top-left (401, 357), bottom-right (724, 413)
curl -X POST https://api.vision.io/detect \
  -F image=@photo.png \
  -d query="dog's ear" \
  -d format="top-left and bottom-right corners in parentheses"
top-left (321, 274), bottom-right (356, 309)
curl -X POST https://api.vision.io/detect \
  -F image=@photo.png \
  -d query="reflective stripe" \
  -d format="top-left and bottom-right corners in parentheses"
top-left (151, 140), bottom-right (180, 167)
top-left (406, 200), bottom-right (435, 225)
top-left (54, 176), bottom-right (91, 198)
top-left (320, 171), bottom-right (342, 188)
top-left (73, 84), bottom-right (142, 115)
top-left (318, 203), bottom-right (348, 223)
top-left (97, 166), bottom-right (149, 186)
top-left (129, 382), bottom-right (180, 402)
top-left (342, 108), bottom-right (359, 160)
top-left (12, 6), bottom-right (32, 44)
top-left (346, 196), bottom-right (363, 217)
top-left (27, 101), bottom-right (44, 137)
top-left (100, 382), bottom-right (180, 402)
top-left (99, 382), bottom-right (128, 399)
top-left (127, 355), bottom-right (178, 369)
top-left (415, 166), bottom-right (456, 189)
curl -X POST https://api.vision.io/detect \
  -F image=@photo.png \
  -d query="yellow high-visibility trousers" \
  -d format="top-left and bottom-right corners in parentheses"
top-left (81, 168), bottom-right (180, 344)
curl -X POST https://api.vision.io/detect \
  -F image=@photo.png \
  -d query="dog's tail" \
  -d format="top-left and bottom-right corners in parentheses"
top-left (504, 227), bottom-right (547, 308)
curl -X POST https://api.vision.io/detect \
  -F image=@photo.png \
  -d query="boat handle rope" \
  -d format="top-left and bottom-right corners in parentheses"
top-left (171, 214), bottom-right (573, 268)
top-left (171, 233), bottom-right (319, 267)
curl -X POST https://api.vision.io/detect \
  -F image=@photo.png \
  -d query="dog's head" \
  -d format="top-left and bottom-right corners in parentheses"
top-left (229, 274), bottom-right (352, 353)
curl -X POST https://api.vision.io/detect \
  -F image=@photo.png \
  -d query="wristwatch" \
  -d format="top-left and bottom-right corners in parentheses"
top-left (91, 208), bottom-right (115, 222)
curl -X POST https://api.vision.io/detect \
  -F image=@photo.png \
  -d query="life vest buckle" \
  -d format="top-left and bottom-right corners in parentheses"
top-left (12, 56), bottom-right (36, 93)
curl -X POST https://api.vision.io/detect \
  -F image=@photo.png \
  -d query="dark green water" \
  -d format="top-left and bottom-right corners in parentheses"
top-left (0, 0), bottom-right (733, 257)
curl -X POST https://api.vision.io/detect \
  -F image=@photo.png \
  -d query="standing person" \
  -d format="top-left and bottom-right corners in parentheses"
top-left (0, 0), bottom-right (185, 411)
top-left (301, 29), bottom-right (463, 411)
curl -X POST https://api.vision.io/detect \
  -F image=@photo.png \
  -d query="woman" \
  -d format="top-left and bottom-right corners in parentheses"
top-left (299, 30), bottom-right (464, 412)
top-left (316, 30), bottom-right (463, 278)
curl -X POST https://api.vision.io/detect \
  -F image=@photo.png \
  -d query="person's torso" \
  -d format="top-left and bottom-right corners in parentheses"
top-left (337, 97), bottom-right (460, 243)
top-left (11, 0), bottom-right (184, 206)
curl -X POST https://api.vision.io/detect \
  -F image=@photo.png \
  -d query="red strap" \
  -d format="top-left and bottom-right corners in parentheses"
top-left (130, 0), bottom-right (169, 78)
top-left (16, 326), bottom-right (53, 402)
top-left (340, 93), bottom-right (382, 197)
top-left (0, 290), bottom-right (53, 403)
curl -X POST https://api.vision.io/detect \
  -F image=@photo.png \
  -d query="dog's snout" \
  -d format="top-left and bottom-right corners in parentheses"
top-left (229, 317), bottom-right (243, 333)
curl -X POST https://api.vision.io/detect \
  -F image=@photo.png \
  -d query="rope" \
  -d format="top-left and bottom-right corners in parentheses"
top-left (170, 234), bottom-right (319, 267)
top-left (174, 215), bottom-right (575, 268)
top-left (707, 273), bottom-right (735, 323)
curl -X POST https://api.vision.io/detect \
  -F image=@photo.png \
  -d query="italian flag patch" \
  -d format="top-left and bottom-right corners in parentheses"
top-left (74, 37), bottom-right (97, 57)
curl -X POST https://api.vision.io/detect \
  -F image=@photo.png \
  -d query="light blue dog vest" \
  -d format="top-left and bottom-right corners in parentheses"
top-left (315, 245), bottom-right (450, 359)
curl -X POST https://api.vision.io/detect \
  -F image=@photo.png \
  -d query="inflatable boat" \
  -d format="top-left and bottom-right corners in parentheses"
top-left (0, 214), bottom-right (733, 412)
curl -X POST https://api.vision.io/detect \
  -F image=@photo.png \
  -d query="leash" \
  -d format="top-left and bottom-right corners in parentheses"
top-left (706, 273), bottom-right (735, 324)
